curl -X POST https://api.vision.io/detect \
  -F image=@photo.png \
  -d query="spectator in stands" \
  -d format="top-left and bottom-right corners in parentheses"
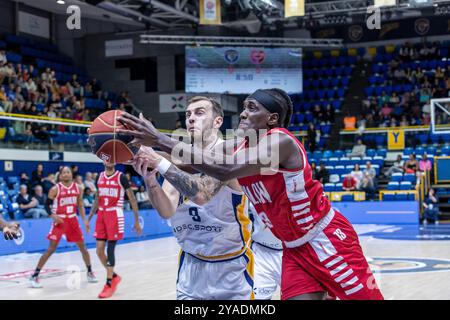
top-left (360, 176), bottom-right (376, 200)
top-left (42, 173), bottom-right (56, 194)
top-left (386, 154), bottom-right (404, 177)
top-left (316, 163), bottom-right (330, 184)
top-left (322, 104), bottom-right (335, 124)
top-left (307, 123), bottom-right (316, 152)
top-left (404, 154), bottom-right (419, 174)
top-left (125, 172), bottom-right (138, 191)
top-left (33, 185), bottom-right (46, 209)
top-left (32, 163), bottom-right (45, 187)
top-left (364, 161), bottom-right (376, 181)
top-left (32, 124), bottom-right (53, 149)
top-left (20, 172), bottom-right (31, 190)
top-left (75, 174), bottom-right (84, 191)
top-left (71, 165), bottom-right (79, 177)
top-left (0, 50), bottom-right (6, 65)
top-left (347, 139), bottom-right (366, 158)
top-left (342, 174), bottom-right (357, 191)
top-left (0, 86), bottom-right (12, 112)
top-left (84, 172), bottom-right (97, 192)
top-left (17, 184), bottom-right (48, 219)
top-left (83, 188), bottom-right (94, 208)
top-left (136, 185), bottom-right (152, 210)
top-left (423, 188), bottom-right (439, 225)
top-left (419, 153), bottom-right (432, 173)
top-left (351, 164), bottom-right (364, 189)
top-left (343, 112), bottom-right (356, 130)
top-left (310, 162), bottom-right (317, 180)
top-left (90, 78), bottom-right (101, 99)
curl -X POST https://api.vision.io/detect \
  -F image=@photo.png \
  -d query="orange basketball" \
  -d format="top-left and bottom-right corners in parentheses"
top-left (87, 110), bottom-right (139, 164)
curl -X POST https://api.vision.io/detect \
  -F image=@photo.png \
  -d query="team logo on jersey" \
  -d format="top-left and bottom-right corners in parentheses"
top-left (369, 257), bottom-right (450, 274)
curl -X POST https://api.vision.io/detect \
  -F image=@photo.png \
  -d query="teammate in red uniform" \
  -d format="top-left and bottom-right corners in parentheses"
top-left (29, 166), bottom-right (97, 288)
top-left (118, 88), bottom-right (384, 300)
top-left (0, 218), bottom-right (20, 240)
top-left (87, 163), bottom-right (142, 299)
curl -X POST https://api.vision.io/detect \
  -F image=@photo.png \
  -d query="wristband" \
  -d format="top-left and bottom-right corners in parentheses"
top-left (156, 158), bottom-right (172, 175)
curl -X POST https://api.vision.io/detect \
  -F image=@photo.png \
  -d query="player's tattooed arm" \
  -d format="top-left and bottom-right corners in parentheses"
top-left (162, 165), bottom-right (226, 205)
top-left (87, 191), bottom-right (99, 222)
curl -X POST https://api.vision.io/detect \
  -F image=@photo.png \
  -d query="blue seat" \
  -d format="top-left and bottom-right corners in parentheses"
top-left (366, 149), bottom-right (376, 157)
top-left (334, 150), bottom-right (344, 158)
top-left (407, 193), bottom-right (416, 201)
top-left (418, 133), bottom-right (429, 145)
top-left (387, 182), bottom-right (400, 190)
top-left (391, 173), bottom-right (403, 182)
top-left (403, 147), bottom-right (413, 155)
top-left (400, 181), bottom-right (413, 190)
top-left (396, 194), bottom-right (408, 201)
top-left (403, 174), bottom-right (416, 183)
top-left (324, 183), bottom-right (335, 192)
top-left (342, 194), bottom-right (354, 202)
top-left (383, 193), bottom-right (395, 201)
top-left (376, 149), bottom-right (387, 157)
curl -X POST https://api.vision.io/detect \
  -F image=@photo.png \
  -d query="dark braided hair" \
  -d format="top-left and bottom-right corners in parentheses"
top-left (260, 88), bottom-right (293, 128)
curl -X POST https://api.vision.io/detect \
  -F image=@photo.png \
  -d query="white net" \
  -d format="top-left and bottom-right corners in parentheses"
top-left (430, 98), bottom-right (450, 134)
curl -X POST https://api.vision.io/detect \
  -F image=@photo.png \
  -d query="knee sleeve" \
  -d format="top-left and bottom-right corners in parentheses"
top-left (106, 241), bottom-right (117, 267)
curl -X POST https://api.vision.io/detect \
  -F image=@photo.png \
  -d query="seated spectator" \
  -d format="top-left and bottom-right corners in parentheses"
top-left (404, 154), bottom-right (419, 174)
top-left (16, 185), bottom-right (48, 219)
top-left (364, 161), bottom-right (376, 182)
top-left (347, 139), bottom-right (366, 158)
top-left (342, 174), bottom-right (357, 191)
top-left (423, 188), bottom-right (439, 225)
top-left (42, 173), bottom-right (56, 194)
top-left (351, 164), bottom-right (364, 189)
top-left (307, 123), bottom-right (317, 152)
top-left (20, 172), bottom-right (31, 190)
top-left (84, 172), bottom-right (97, 193)
top-left (419, 154), bottom-right (432, 173)
top-left (316, 163), bottom-right (330, 184)
top-left (83, 188), bottom-right (94, 208)
top-left (33, 185), bottom-right (47, 209)
top-left (75, 174), bottom-right (84, 191)
top-left (310, 162), bottom-right (317, 180)
top-left (32, 163), bottom-right (45, 187)
top-left (136, 185), bottom-right (152, 210)
top-left (125, 172), bottom-right (138, 191)
top-left (360, 176), bottom-right (376, 200)
top-left (386, 155), bottom-right (404, 177)
top-left (343, 112), bottom-right (356, 130)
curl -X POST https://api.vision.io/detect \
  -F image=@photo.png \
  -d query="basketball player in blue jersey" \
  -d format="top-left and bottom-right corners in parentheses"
top-left (249, 203), bottom-right (282, 300)
top-left (133, 96), bottom-right (254, 300)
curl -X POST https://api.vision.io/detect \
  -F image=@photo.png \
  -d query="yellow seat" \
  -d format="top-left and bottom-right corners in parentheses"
top-left (368, 47), bottom-right (377, 56)
top-left (313, 51), bottom-right (323, 59)
top-left (385, 45), bottom-right (395, 53)
top-left (348, 48), bottom-right (357, 56)
top-left (331, 50), bottom-right (340, 57)
top-left (0, 127), bottom-right (6, 140)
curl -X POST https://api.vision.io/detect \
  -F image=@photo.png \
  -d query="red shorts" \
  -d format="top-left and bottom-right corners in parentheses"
top-left (94, 208), bottom-right (124, 241)
top-left (47, 216), bottom-right (84, 243)
top-left (281, 210), bottom-right (384, 300)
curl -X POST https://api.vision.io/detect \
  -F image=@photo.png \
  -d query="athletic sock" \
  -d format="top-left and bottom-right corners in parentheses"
top-left (32, 268), bottom-right (41, 278)
top-left (106, 278), bottom-right (112, 287)
top-left (86, 265), bottom-right (92, 273)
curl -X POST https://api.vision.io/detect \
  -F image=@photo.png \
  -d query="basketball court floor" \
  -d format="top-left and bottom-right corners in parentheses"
top-left (2, 224), bottom-right (450, 300)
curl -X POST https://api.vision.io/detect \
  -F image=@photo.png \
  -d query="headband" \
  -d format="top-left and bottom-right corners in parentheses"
top-left (247, 90), bottom-right (283, 115)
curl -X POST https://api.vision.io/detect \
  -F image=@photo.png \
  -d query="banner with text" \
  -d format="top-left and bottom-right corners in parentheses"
top-left (200, 0), bottom-right (222, 25)
top-left (105, 39), bottom-right (133, 58)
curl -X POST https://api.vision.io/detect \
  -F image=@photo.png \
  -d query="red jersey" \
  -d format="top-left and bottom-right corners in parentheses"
top-left (53, 182), bottom-right (80, 217)
top-left (96, 171), bottom-right (127, 209)
top-left (237, 128), bottom-right (331, 243)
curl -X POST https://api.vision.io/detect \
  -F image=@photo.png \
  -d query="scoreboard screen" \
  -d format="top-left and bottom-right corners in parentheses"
top-left (185, 46), bottom-right (303, 94)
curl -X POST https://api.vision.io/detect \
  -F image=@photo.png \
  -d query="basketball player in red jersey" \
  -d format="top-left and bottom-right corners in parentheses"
top-left (0, 218), bottom-right (20, 240)
top-left (118, 88), bottom-right (384, 300)
top-left (87, 163), bottom-right (142, 299)
top-left (29, 166), bottom-right (97, 288)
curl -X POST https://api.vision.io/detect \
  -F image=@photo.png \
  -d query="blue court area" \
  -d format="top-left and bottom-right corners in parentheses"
top-left (360, 224), bottom-right (450, 241)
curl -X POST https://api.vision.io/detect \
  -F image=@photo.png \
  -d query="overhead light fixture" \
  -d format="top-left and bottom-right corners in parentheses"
top-left (57, 0), bottom-right (65, 4)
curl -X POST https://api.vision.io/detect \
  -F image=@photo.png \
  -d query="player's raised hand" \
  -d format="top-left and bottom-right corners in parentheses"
top-left (117, 113), bottom-right (162, 147)
top-left (2, 222), bottom-right (20, 240)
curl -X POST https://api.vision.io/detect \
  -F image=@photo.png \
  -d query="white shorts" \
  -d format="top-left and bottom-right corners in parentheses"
top-left (176, 249), bottom-right (254, 300)
top-left (251, 242), bottom-right (283, 300)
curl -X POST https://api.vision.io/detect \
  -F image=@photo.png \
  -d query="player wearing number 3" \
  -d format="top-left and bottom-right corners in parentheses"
top-left (133, 96), bottom-right (254, 300)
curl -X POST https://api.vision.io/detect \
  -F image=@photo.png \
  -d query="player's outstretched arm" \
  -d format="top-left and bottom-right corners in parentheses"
top-left (119, 112), bottom-right (298, 180)
top-left (133, 161), bottom-right (179, 219)
top-left (135, 147), bottom-right (228, 206)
